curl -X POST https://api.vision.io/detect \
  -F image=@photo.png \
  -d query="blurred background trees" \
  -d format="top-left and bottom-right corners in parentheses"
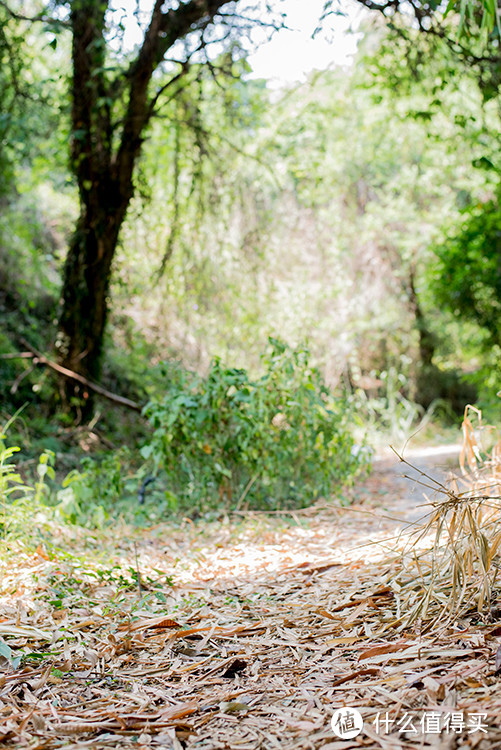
top-left (2, 0), bottom-right (501, 509)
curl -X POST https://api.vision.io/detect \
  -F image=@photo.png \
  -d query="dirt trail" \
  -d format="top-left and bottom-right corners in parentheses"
top-left (6, 442), bottom-right (498, 750)
top-left (163, 446), bottom-right (464, 586)
top-left (171, 443), bottom-right (465, 583)
top-left (371, 444), bottom-right (463, 523)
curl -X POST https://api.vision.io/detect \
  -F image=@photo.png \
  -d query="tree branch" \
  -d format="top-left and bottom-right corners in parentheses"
top-left (147, 62), bottom-right (190, 119)
top-left (19, 339), bottom-right (142, 412)
top-left (354, 0), bottom-right (501, 65)
top-left (114, 0), bottom-right (237, 202)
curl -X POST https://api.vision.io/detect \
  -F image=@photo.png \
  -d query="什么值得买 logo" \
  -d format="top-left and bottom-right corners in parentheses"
top-left (331, 707), bottom-right (364, 739)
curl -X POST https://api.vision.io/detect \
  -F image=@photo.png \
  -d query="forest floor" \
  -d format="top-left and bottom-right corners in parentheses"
top-left (2, 443), bottom-right (501, 750)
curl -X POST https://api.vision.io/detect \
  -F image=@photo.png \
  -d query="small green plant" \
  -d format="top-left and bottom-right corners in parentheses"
top-left (0, 426), bottom-right (59, 540)
top-left (56, 449), bottom-right (131, 526)
top-left (0, 425), bottom-right (33, 538)
top-left (0, 444), bottom-right (25, 534)
top-left (142, 338), bottom-right (367, 511)
top-left (35, 450), bottom-right (55, 503)
top-left (0, 636), bottom-right (21, 668)
top-left (350, 366), bottom-right (424, 446)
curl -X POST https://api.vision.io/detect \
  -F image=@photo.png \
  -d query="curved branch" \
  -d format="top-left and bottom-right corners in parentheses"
top-left (19, 339), bottom-right (142, 412)
top-left (115, 0), bottom-right (238, 204)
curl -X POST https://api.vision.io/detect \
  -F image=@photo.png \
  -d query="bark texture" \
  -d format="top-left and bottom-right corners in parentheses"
top-left (58, 0), bottom-right (235, 411)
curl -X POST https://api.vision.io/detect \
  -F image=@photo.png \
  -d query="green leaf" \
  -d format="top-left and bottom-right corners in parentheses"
top-left (0, 637), bottom-right (21, 668)
top-left (214, 462), bottom-right (232, 478)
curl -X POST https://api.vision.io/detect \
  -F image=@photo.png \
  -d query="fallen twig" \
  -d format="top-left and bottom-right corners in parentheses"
top-left (17, 338), bottom-right (142, 412)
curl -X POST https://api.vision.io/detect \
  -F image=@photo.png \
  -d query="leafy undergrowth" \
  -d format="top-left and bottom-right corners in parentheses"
top-left (2, 447), bottom-right (501, 749)
top-left (142, 338), bottom-right (366, 513)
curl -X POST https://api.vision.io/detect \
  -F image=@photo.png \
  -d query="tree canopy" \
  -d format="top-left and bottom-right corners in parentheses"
top-left (2, 0), bottom-right (501, 423)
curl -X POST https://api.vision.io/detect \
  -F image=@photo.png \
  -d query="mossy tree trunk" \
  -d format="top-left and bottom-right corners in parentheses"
top-left (57, 0), bottom-right (235, 414)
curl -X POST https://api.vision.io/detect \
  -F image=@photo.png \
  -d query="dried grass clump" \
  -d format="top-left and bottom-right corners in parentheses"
top-left (398, 405), bottom-right (501, 630)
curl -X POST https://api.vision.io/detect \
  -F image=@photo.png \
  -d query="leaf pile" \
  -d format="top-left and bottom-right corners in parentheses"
top-left (1, 448), bottom-right (501, 749)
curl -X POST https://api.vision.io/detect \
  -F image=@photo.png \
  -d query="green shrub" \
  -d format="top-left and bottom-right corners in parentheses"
top-left (0, 427), bottom-right (55, 540)
top-left (0, 442), bottom-right (29, 538)
top-left (142, 338), bottom-right (367, 511)
top-left (56, 448), bottom-right (134, 527)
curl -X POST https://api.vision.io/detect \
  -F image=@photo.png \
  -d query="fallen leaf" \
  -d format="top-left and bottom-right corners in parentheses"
top-left (358, 640), bottom-right (408, 661)
top-left (495, 644), bottom-right (501, 672)
top-left (221, 658), bottom-right (247, 677)
top-left (219, 701), bottom-right (249, 714)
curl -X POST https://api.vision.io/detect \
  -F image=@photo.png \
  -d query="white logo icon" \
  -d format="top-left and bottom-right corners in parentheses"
top-left (331, 707), bottom-right (364, 738)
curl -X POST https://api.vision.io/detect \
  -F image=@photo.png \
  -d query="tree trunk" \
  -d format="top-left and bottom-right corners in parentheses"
top-left (57, 206), bottom-right (123, 411)
top-left (56, 0), bottom-right (237, 416)
top-left (408, 268), bottom-right (435, 370)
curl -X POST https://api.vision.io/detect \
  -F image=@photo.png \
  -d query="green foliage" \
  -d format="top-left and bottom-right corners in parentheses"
top-left (0, 10), bottom-right (73, 415)
top-left (35, 449), bottom-right (55, 502)
top-left (349, 367), bottom-right (424, 446)
top-left (142, 338), bottom-right (366, 512)
top-left (1, 3), bottom-right (497, 447)
top-left (0, 441), bottom-right (27, 537)
top-left (0, 5), bottom-right (67, 192)
top-left (56, 449), bottom-right (133, 527)
top-left (0, 5), bottom-right (33, 196)
top-left (0, 428), bottom-right (56, 540)
top-left (432, 191), bottom-right (501, 348)
top-left (117, 41), bottom-right (493, 422)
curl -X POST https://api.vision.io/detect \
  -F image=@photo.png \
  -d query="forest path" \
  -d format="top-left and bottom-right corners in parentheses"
top-left (8, 442), bottom-right (497, 750)
top-left (167, 442), bottom-right (465, 586)
top-left (368, 443), bottom-right (462, 523)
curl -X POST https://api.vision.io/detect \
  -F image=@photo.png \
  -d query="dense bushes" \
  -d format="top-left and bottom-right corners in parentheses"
top-left (0, 341), bottom-right (367, 531)
top-left (433, 192), bottom-right (501, 350)
top-left (142, 339), bottom-right (367, 512)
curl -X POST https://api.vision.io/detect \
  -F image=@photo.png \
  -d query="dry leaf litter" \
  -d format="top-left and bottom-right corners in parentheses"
top-left (1, 413), bottom-right (501, 749)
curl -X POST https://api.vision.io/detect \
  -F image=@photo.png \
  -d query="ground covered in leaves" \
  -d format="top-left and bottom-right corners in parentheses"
top-left (2, 446), bottom-right (500, 749)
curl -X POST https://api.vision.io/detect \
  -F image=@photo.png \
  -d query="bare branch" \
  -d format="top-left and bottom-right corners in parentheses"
top-left (19, 339), bottom-right (142, 412)
top-left (147, 62), bottom-right (190, 118)
top-left (10, 362), bottom-right (37, 394)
